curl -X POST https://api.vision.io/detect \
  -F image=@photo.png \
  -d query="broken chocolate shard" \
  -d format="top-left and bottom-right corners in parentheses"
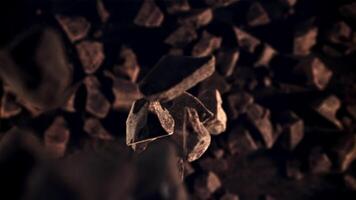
top-left (184, 107), bottom-right (211, 162)
top-left (293, 26), bottom-right (318, 56)
top-left (247, 2), bottom-right (270, 27)
top-left (97, 0), bottom-right (110, 23)
top-left (56, 15), bottom-right (91, 42)
top-left (192, 31), bottom-right (222, 57)
top-left (44, 116), bottom-right (70, 158)
top-left (0, 90), bottom-right (22, 119)
top-left (333, 134), bottom-right (356, 172)
top-left (139, 55), bottom-right (215, 101)
top-left (216, 49), bottom-right (239, 77)
top-left (109, 76), bottom-right (142, 111)
top-left (84, 76), bottom-right (111, 119)
top-left (194, 171), bottom-right (222, 199)
top-left (234, 27), bottom-right (261, 53)
top-left (114, 46), bottom-right (140, 82)
top-left (165, 0), bottom-right (190, 14)
top-left (126, 99), bottom-right (174, 145)
top-left (227, 126), bottom-right (258, 155)
top-left (276, 112), bottom-right (304, 151)
top-left (313, 95), bottom-right (342, 129)
top-left (76, 41), bottom-right (105, 74)
top-left (84, 117), bottom-right (113, 140)
top-left (255, 44), bottom-right (277, 67)
top-left (198, 89), bottom-right (227, 135)
top-left (178, 9), bottom-right (213, 28)
top-left (309, 148), bottom-right (332, 174)
top-left (134, 0), bottom-right (164, 28)
top-left (165, 25), bottom-right (197, 47)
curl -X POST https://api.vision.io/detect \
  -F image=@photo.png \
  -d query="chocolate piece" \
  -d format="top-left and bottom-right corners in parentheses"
top-left (277, 112), bottom-right (304, 151)
top-left (246, 104), bottom-right (274, 149)
top-left (192, 31), bottom-right (222, 57)
top-left (313, 95), bottom-right (342, 129)
top-left (61, 90), bottom-right (76, 112)
top-left (165, 25), bottom-right (198, 47)
top-left (216, 49), bottom-right (239, 77)
top-left (76, 41), bottom-right (105, 74)
top-left (194, 171), bottom-right (222, 199)
top-left (184, 108), bottom-right (211, 162)
top-left (111, 77), bottom-right (142, 111)
top-left (234, 27), bottom-right (261, 53)
top-left (255, 44), bottom-right (277, 67)
top-left (293, 26), bottom-right (318, 56)
top-left (84, 76), bottom-right (111, 118)
top-left (134, 0), bottom-right (164, 28)
top-left (97, 0), bottom-right (110, 23)
top-left (344, 175), bottom-right (356, 191)
top-left (198, 89), bottom-right (227, 135)
top-left (333, 134), bottom-right (356, 172)
top-left (126, 99), bottom-right (174, 145)
top-left (198, 72), bottom-right (231, 94)
top-left (165, 0), bottom-right (190, 14)
top-left (247, 2), bottom-right (270, 27)
top-left (178, 9), bottom-right (213, 28)
top-left (220, 193), bottom-right (240, 200)
top-left (326, 21), bottom-right (352, 44)
top-left (44, 117), bottom-right (70, 158)
top-left (285, 159), bottom-right (304, 180)
top-left (114, 46), bottom-right (140, 82)
top-left (339, 2), bottom-right (356, 21)
top-left (227, 92), bottom-right (254, 119)
top-left (139, 55), bottom-right (215, 101)
top-left (308, 148), bottom-right (332, 174)
top-left (0, 90), bottom-right (21, 119)
top-left (56, 15), bottom-right (91, 42)
top-left (227, 126), bottom-right (258, 155)
top-left (84, 117), bottom-right (113, 140)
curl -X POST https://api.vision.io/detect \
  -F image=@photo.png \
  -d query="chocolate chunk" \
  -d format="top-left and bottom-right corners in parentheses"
top-left (246, 104), bottom-right (274, 149)
top-left (339, 2), bottom-right (356, 21)
top-left (227, 126), bottom-right (258, 155)
top-left (255, 44), bottom-right (277, 67)
top-left (192, 31), bottom-right (222, 57)
top-left (165, 25), bottom-right (198, 47)
top-left (84, 117), bottom-right (113, 140)
top-left (44, 117), bottom-right (70, 158)
top-left (293, 26), bottom-right (318, 56)
top-left (126, 99), bottom-right (174, 145)
top-left (194, 171), bottom-right (222, 199)
top-left (114, 46), bottom-right (140, 82)
top-left (326, 21), bottom-right (352, 44)
top-left (247, 2), bottom-right (270, 27)
top-left (0, 90), bottom-right (21, 119)
top-left (0, 27), bottom-right (74, 111)
top-left (84, 76), bottom-right (111, 118)
top-left (56, 15), bottom-right (91, 42)
top-left (216, 49), bottom-right (239, 77)
top-left (205, 0), bottom-right (239, 7)
top-left (61, 90), bottom-right (76, 112)
top-left (285, 159), bottom-right (304, 180)
top-left (184, 108), bottom-right (211, 162)
top-left (76, 41), bottom-right (105, 74)
top-left (308, 148), bottom-right (332, 174)
top-left (111, 76), bottom-right (142, 111)
top-left (333, 134), bottom-right (356, 172)
top-left (134, 0), bottom-right (164, 28)
top-left (178, 9), bottom-right (213, 28)
top-left (220, 193), bottom-right (240, 200)
top-left (139, 55), bottom-right (215, 101)
top-left (227, 92), bottom-right (254, 119)
top-left (313, 95), bottom-right (342, 129)
top-left (234, 27), bottom-right (261, 53)
top-left (276, 112), bottom-right (304, 151)
top-left (198, 89), bottom-right (227, 135)
top-left (198, 72), bottom-right (231, 94)
top-left (97, 0), bottom-right (110, 23)
top-left (165, 0), bottom-right (190, 14)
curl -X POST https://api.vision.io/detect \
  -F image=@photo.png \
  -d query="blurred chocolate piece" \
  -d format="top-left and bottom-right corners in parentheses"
top-left (313, 95), bottom-right (342, 129)
top-left (139, 55), bottom-right (215, 101)
top-left (114, 46), bottom-right (140, 82)
top-left (308, 148), bottom-right (332, 174)
top-left (220, 193), bottom-right (240, 200)
top-left (326, 21), bottom-right (351, 44)
top-left (44, 117), bottom-right (70, 158)
top-left (84, 76), bottom-right (111, 118)
top-left (84, 117), bottom-right (113, 140)
top-left (165, 25), bottom-right (197, 47)
top-left (192, 31), bottom-right (222, 57)
top-left (198, 89), bottom-right (227, 135)
top-left (0, 90), bottom-right (21, 119)
top-left (111, 77), bottom-right (142, 111)
top-left (344, 175), bottom-right (356, 191)
top-left (97, 0), bottom-right (110, 23)
top-left (339, 2), bottom-right (356, 21)
top-left (76, 41), bottom-right (104, 74)
top-left (198, 72), bottom-right (231, 94)
top-left (205, 0), bottom-right (239, 7)
top-left (277, 112), bottom-right (304, 151)
top-left (234, 27), bottom-right (261, 53)
top-left (227, 92), bottom-right (254, 119)
top-left (178, 9), bottom-right (213, 28)
top-left (165, 0), bottom-right (190, 14)
top-left (255, 44), bottom-right (277, 67)
top-left (184, 108), bottom-right (211, 162)
top-left (247, 2), bottom-right (270, 27)
top-left (126, 99), bottom-right (174, 145)
top-left (56, 15), bottom-right (90, 42)
top-left (333, 134), bottom-right (356, 172)
top-left (285, 159), bottom-right (304, 180)
top-left (216, 49), bottom-right (239, 77)
top-left (227, 126), bottom-right (258, 155)
top-left (246, 104), bottom-right (274, 149)
top-left (61, 90), bottom-right (76, 112)
top-left (194, 171), bottom-right (221, 199)
top-left (293, 26), bottom-right (318, 56)
top-left (134, 0), bottom-right (164, 28)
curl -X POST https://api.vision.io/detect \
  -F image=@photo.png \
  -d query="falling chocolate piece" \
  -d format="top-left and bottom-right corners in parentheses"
top-left (234, 27), bottom-right (261, 53)
top-left (178, 9), bottom-right (213, 28)
top-left (165, 25), bottom-right (198, 47)
top-left (220, 193), bottom-right (240, 200)
top-left (198, 89), bottom-right (227, 135)
top-left (333, 134), bottom-right (356, 172)
top-left (184, 108), bottom-right (211, 162)
top-left (276, 112), bottom-right (304, 151)
top-left (134, 0), bottom-right (164, 28)
top-left (126, 99), bottom-right (174, 145)
top-left (165, 0), bottom-right (190, 14)
top-left (139, 55), bottom-right (215, 101)
top-left (339, 2), bottom-right (356, 21)
top-left (308, 148), bottom-right (332, 174)
top-left (56, 15), bottom-right (91, 42)
top-left (84, 76), bottom-right (111, 118)
top-left (114, 46), bottom-right (140, 82)
top-left (293, 26), bottom-right (318, 56)
top-left (227, 126), bottom-right (258, 155)
top-left (84, 117), bottom-right (113, 140)
top-left (97, 0), bottom-right (110, 23)
top-left (44, 117), bottom-right (70, 158)
top-left (285, 159), bottom-right (304, 180)
top-left (192, 31), bottom-right (222, 57)
top-left (247, 2), bottom-right (270, 27)
top-left (76, 41), bottom-right (105, 74)
top-left (313, 95), bottom-right (342, 129)
top-left (0, 90), bottom-right (21, 119)
top-left (205, 0), bottom-right (239, 7)
top-left (246, 104), bottom-right (274, 149)
top-left (216, 49), bottom-right (239, 77)
top-left (0, 27), bottom-right (74, 111)
top-left (194, 171), bottom-right (222, 199)
top-left (255, 44), bottom-right (277, 67)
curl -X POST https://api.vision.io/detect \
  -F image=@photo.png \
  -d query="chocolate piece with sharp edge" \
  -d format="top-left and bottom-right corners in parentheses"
top-left (333, 134), bottom-right (356, 172)
top-left (308, 148), bottom-right (332, 174)
top-left (0, 90), bottom-right (22, 119)
top-left (56, 15), bottom-right (91, 42)
top-left (178, 9), bottom-right (213, 28)
top-left (194, 171), bottom-right (222, 199)
top-left (247, 2), bottom-right (270, 27)
top-left (134, 0), bottom-right (164, 28)
top-left (313, 95), bottom-right (342, 129)
top-left (76, 41), bottom-right (105, 74)
top-left (165, 25), bottom-right (198, 47)
top-left (114, 46), bottom-right (140, 82)
top-left (234, 27), bottom-right (261, 53)
top-left (276, 112), bottom-right (304, 151)
top-left (84, 76), bottom-right (111, 118)
top-left (44, 116), bottom-right (70, 158)
top-left (216, 49), bottom-right (239, 77)
top-left (192, 31), bottom-right (222, 57)
top-left (293, 26), bottom-right (318, 56)
top-left (227, 126), bottom-right (258, 155)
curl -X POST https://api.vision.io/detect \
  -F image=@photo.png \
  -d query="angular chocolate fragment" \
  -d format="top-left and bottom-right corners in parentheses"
top-left (139, 55), bottom-right (215, 101)
top-left (0, 90), bottom-right (21, 119)
top-left (194, 171), bottom-right (221, 199)
top-left (246, 104), bottom-right (274, 149)
top-left (178, 9), bottom-right (213, 28)
top-left (61, 90), bottom-right (76, 112)
top-left (165, 0), bottom-right (190, 14)
top-left (216, 49), bottom-right (239, 77)
top-left (277, 112), bottom-right (304, 151)
top-left (220, 193), bottom-right (240, 200)
top-left (308, 148), bottom-right (332, 174)
top-left (44, 116), bottom-right (70, 158)
top-left (84, 117), bottom-right (113, 140)
top-left (126, 99), bottom-right (174, 145)
top-left (134, 0), bottom-right (164, 28)
top-left (247, 2), bottom-right (270, 27)
top-left (192, 31), bottom-right (222, 57)
top-left (56, 15), bottom-right (91, 42)
top-left (255, 44), bottom-right (277, 67)
top-left (326, 21), bottom-right (352, 44)
top-left (111, 77), bottom-right (142, 111)
top-left (333, 134), bottom-right (356, 172)
top-left (97, 0), bottom-right (110, 23)
top-left (114, 46), bottom-right (140, 82)
top-left (84, 76), bottom-right (111, 118)
top-left (313, 95), bottom-right (342, 129)
top-left (184, 108), bottom-right (211, 162)
top-left (227, 126), bottom-right (258, 155)
top-left (76, 41), bottom-right (105, 74)
top-left (165, 25), bottom-right (198, 47)
top-left (293, 26), bottom-right (318, 56)
top-left (234, 27), bottom-right (261, 53)
top-left (198, 89), bottom-right (227, 135)
top-left (227, 92), bottom-right (254, 119)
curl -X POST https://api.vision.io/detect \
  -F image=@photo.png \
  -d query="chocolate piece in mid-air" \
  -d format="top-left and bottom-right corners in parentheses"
top-left (134, 0), bottom-right (164, 28)
top-left (246, 2), bottom-right (270, 27)
top-left (76, 41), bottom-right (105, 74)
top-left (84, 76), bottom-right (111, 119)
top-left (312, 95), bottom-right (342, 129)
top-left (192, 31), bottom-right (222, 57)
top-left (56, 15), bottom-right (91, 42)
